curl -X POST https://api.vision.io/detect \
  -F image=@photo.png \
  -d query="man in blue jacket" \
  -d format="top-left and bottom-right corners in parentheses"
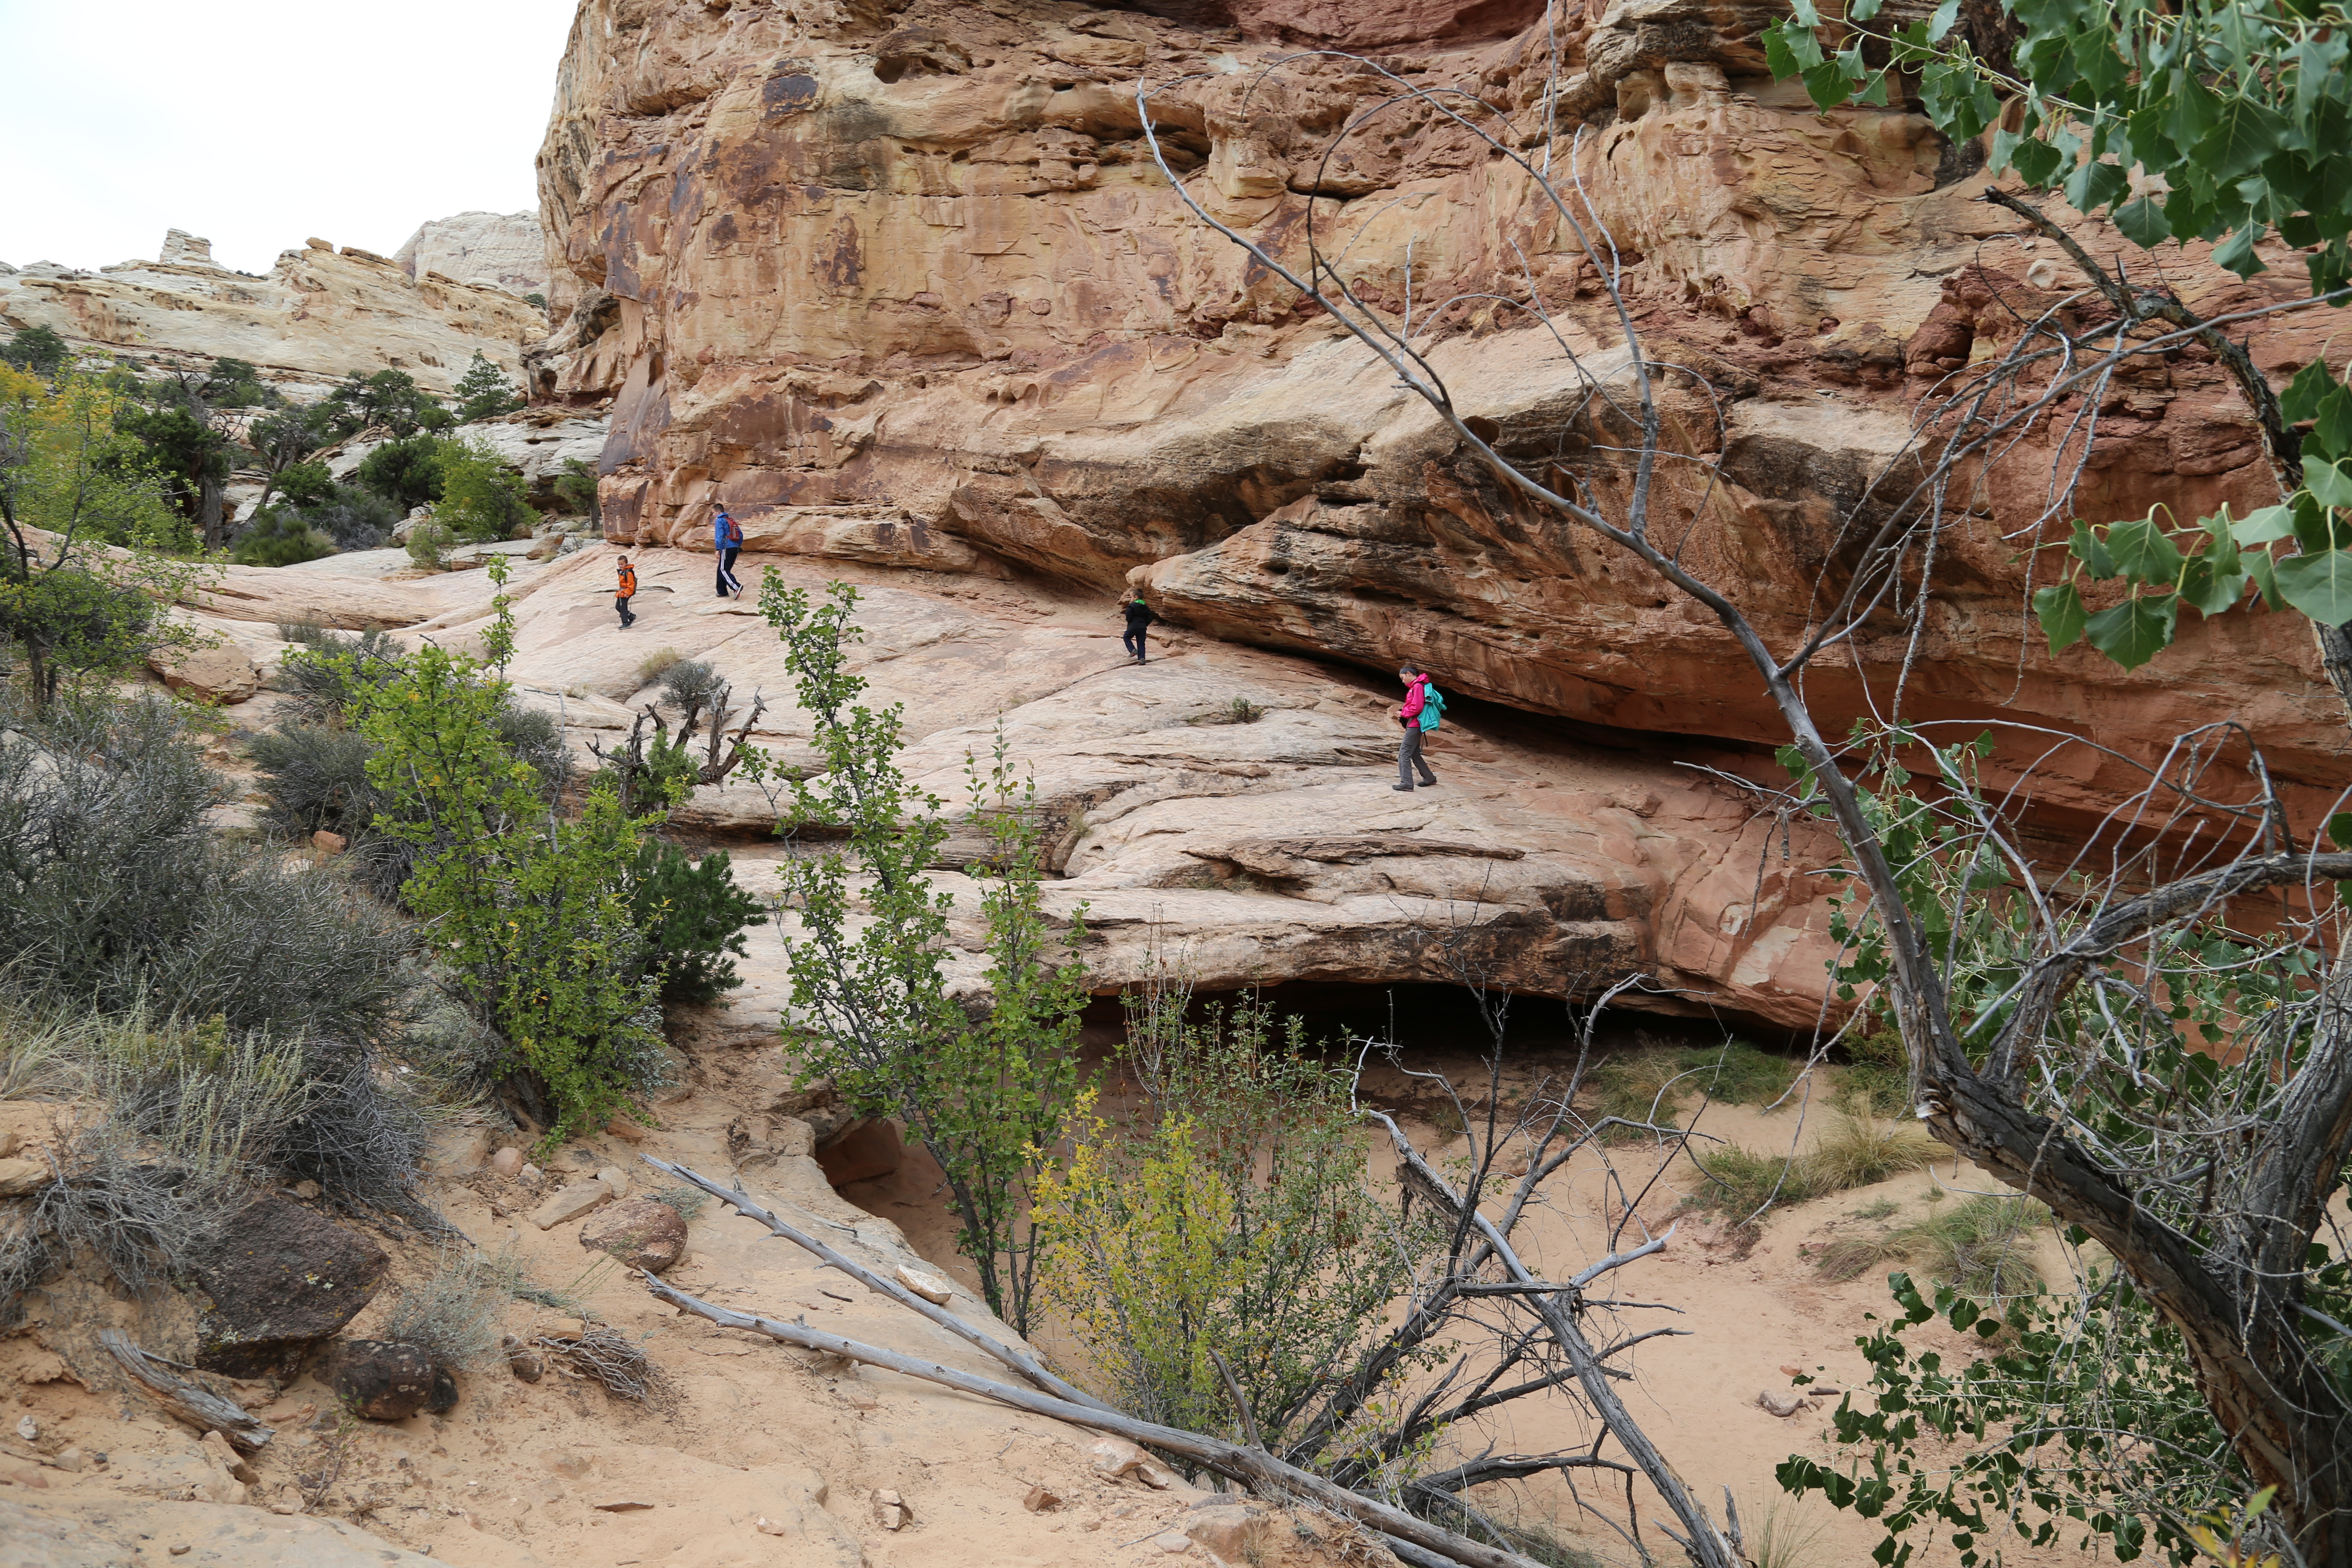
top-left (713, 508), bottom-right (744, 599)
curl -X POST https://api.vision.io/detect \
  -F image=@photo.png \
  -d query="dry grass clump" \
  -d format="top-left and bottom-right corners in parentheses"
top-left (1813, 1194), bottom-right (2049, 1296)
top-left (1804, 1110), bottom-right (1939, 1191)
top-left (381, 1246), bottom-right (508, 1369)
top-left (1680, 1112), bottom-right (1941, 1227)
top-left (634, 646), bottom-right (686, 687)
top-left (646, 1185), bottom-right (708, 1221)
top-left (1589, 1038), bottom-right (1801, 1139)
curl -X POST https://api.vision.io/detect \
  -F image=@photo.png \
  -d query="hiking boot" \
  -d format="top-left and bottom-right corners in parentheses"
top-left (1391, 783), bottom-right (1414, 791)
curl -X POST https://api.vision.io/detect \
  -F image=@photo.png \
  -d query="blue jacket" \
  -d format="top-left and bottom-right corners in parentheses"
top-left (714, 512), bottom-right (742, 550)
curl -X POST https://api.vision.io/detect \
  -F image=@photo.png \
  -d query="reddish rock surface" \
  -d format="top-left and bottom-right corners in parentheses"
top-left (533, 0), bottom-right (2345, 836)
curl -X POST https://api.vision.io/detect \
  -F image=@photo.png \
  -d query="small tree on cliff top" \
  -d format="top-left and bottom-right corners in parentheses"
top-left (1144, 20), bottom-right (2352, 1565)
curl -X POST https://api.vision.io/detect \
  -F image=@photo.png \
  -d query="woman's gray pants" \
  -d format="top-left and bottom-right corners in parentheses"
top-left (1397, 727), bottom-right (1436, 787)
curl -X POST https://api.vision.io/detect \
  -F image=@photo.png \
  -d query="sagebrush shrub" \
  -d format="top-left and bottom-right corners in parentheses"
top-left (0, 697), bottom-right (433, 1211)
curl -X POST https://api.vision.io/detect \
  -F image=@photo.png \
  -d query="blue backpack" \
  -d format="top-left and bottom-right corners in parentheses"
top-left (1420, 683), bottom-right (1445, 731)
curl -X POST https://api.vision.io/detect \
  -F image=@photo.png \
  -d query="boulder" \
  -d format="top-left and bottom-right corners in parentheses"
top-left (1185, 1503), bottom-right (1268, 1562)
top-left (577, 1197), bottom-right (688, 1273)
top-left (894, 1265), bottom-right (952, 1306)
top-left (322, 1340), bottom-right (459, 1421)
top-left (531, 1177), bottom-right (615, 1230)
top-left (815, 1118), bottom-right (903, 1187)
top-left (147, 642), bottom-right (261, 704)
top-left (185, 1194), bottom-right (389, 1378)
top-left (0, 1158), bottom-right (49, 1197)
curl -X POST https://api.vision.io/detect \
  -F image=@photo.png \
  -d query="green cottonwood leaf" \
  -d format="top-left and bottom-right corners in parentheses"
top-left (2085, 594), bottom-right (2179, 668)
top-left (2246, 548), bottom-right (2285, 609)
top-left (2009, 135), bottom-right (2066, 186)
top-left (1848, 0), bottom-right (1883, 18)
top-left (2113, 196), bottom-right (2174, 248)
top-left (2178, 555), bottom-right (2250, 616)
top-left (1802, 58), bottom-right (1853, 109)
top-left (2104, 513), bottom-right (2184, 582)
top-left (2273, 548), bottom-right (2352, 625)
top-left (2280, 358), bottom-right (2341, 424)
top-left (2329, 812), bottom-right (2352, 851)
top-left (2194, 96), bottom-right (2290, 180)
top-left (2306, 459), bottom-right (2352, 511)
top-left (2232, 505), bottom-right (2300, 544)
top-left (2069, 520), bottom-right (2118, 579)
top-left (2213, 223), bottom-right (2268, 278)
top-left (2064, 158), bottom-right (2132, 213)
top-left (1926, 0), bottom-right (1960, 41)
top-left (2033, 582), bottom-right (2088, 651)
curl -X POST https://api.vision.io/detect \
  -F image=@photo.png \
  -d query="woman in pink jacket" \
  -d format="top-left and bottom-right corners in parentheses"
top-left (1394, 664), bottom-right (1439, 791)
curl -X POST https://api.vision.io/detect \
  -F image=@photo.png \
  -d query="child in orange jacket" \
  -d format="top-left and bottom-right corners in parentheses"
top-left (615, 555), bottom-right (638, 628)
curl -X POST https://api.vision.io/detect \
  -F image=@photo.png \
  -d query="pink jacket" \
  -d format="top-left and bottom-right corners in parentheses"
top-left (1398, 674), bottom-right (1429, 726)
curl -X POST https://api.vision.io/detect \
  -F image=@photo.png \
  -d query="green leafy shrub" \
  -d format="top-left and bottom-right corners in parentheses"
top-left (405, 517), bottom-right (455, 571)
top-left (1035, 987), bottom-right (1436, 1446)
top-left (333, 609), bottom-right (669, 1145)
top-left (763, 580), bottom-right (1087, 1333)
top-left (552, 457), bottom-right (599, 525)
top-left (230, 508), bottom-right (336, 567)
top-left (435, 439), bottom-right (532, 544)
top-left (622, 842), bottom-right (764, 1004)
top-left (1779, 1271), bottom-right (2234, 1567)
top-left (356, 433), bottom-right (454, 510)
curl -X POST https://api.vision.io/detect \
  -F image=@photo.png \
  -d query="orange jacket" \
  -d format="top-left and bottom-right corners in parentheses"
top-left (616, 563), bottom-right (637, 598)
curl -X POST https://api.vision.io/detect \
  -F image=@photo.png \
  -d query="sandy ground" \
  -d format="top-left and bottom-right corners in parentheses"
top-left (844, 1040), bottom-right (2093, 1568)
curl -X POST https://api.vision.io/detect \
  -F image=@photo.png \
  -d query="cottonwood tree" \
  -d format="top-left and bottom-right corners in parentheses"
top-left (755, 574), bottom-right (1090, 1338)
top-left (0, 365), bottom-right (214, 710)
top-left (1142, 18), bottom-right (2352, 1564)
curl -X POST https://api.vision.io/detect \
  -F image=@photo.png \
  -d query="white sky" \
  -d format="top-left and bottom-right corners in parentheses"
top-left (0, 0), bottom-right (579, 276)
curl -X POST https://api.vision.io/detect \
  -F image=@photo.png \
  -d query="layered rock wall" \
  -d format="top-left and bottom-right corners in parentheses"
top-left (535, 0), bottom-right (2345, 844)
top-left (0, 232), bottom-right (545, 396)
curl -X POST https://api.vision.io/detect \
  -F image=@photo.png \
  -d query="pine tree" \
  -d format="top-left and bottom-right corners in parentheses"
top-left (450, 352), bottom-right (520, 424)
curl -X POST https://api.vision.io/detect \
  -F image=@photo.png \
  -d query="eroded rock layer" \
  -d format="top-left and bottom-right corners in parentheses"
top-left (536, 0), bottom-right (2346, 830)
top-left (0, 233), bottom-right (544, 395)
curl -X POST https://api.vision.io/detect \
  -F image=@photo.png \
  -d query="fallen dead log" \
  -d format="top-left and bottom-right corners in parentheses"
top-left (640, 1155), bottom-right (1115, 1415)
top-left (99, 1331), bottom-right (273, 1454)
top-left (642, 1271), bottom-right (1548, 1568)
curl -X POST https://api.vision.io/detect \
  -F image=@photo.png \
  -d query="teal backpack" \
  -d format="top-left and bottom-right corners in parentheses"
top-left (1420, 683), bottom-right (1445, 731)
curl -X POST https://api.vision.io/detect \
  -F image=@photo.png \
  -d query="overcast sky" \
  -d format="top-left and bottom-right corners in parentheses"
top-left (0, 0), bottom-right (579, 275)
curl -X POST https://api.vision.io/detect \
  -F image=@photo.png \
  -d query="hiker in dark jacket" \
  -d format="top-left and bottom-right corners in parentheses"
top-left (1393, 663), bottom-right (1439, 791)
top-left (713, 508), bottom-right (744, 598)
top-left (1121, 594), bottom-right (1155, 664)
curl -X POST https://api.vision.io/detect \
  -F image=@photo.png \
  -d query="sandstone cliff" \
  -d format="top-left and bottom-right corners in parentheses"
top-left (533, 0), bottom-right (2346, 836)
top-left (394, 210), bottom-right (551, 298)
top-left (0, 230), bottom-right (544, 396)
